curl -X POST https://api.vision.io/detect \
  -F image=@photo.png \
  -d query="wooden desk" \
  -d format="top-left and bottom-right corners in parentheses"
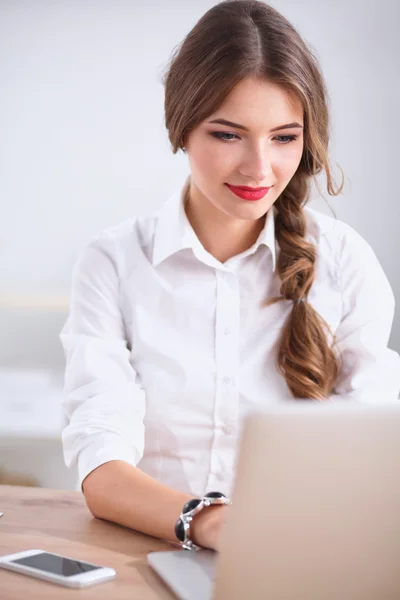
top-left (0, 485), bottom-right (176, 599)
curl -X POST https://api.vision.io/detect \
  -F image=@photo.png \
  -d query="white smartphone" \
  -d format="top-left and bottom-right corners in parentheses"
top-left (0, 548), bottom-right (116, 588)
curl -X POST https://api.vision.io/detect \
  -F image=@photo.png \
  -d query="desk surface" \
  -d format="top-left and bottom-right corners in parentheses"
top-left (0, 484), bottom-right (176, 600)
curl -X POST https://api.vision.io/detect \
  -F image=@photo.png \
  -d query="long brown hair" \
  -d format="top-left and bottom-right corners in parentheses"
top-left (162, 0), bottom-right (344, 400)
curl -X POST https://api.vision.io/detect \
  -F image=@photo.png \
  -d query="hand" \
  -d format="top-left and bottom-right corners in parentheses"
top-left (190, 504), bottom-right (229, 551)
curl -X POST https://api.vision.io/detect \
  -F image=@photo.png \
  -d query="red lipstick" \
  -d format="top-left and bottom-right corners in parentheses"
top-left (225, 183), bottom-right (271, 201)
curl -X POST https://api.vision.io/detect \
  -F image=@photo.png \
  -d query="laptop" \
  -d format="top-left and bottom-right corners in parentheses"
top-left (148, 400), bottom-right (400, 600)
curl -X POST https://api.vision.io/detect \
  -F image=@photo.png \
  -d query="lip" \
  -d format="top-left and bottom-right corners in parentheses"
top-left (225, 183), bottom-right (271, 201)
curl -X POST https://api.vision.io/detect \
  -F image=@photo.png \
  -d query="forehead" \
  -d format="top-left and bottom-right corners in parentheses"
top-left (209, 76), bottom-right (304, 129)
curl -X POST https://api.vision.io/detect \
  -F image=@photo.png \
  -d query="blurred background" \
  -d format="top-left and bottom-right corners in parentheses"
top-left (1, 0), bottom-right (399, 490)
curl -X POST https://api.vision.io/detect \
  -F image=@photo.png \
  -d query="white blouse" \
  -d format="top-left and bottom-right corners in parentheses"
top-left (60, 175), bottom-right (400, 498)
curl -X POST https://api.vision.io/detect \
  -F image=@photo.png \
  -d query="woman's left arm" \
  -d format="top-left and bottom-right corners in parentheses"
top-left (327, 222), bottom-right (400, 402)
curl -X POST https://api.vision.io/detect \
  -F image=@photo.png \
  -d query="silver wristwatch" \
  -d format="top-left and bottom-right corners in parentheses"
top-left (174, 491), bottom-right (231, 551)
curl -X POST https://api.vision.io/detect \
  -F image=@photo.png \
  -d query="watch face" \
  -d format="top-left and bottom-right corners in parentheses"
top-left (204, 491), bottom-right (226, 499)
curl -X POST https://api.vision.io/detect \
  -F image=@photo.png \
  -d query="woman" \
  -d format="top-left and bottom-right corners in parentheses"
top-left (60, 0), bottom-right (400, 552)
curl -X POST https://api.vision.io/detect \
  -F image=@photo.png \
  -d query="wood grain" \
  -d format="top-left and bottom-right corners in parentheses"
top-left (0, 485), bottom-right (177, 599)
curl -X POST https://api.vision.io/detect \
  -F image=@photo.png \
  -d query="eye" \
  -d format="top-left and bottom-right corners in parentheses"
top-left (274, 135), bottom-right (298, 144)
top-left (210, 132), bottom-right (240, 142)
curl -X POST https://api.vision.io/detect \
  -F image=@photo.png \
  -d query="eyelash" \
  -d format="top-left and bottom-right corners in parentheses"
top-left (210, 132), bottom-right (298, 144)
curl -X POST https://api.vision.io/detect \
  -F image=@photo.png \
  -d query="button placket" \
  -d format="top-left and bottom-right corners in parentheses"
top-left (207, 269), bottom-right (240, 486)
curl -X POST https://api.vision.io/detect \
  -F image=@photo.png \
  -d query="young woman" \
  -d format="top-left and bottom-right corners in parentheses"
top-left (60, 0), bottom-right (400, 552)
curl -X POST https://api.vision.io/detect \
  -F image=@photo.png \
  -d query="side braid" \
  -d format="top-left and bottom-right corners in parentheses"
top-left (266, 177), bottom-right (341, 400)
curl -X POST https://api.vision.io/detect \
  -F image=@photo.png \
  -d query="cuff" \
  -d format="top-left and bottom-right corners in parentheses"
top-left (77, 437), bottom-right (142, 492)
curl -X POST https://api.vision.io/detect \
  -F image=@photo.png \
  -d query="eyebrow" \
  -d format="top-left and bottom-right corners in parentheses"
top-left (208, 118), bottom-right (304, 133)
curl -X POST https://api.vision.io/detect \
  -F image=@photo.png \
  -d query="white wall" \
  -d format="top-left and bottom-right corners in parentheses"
top-left (1, 0), bottom-right (399, 488)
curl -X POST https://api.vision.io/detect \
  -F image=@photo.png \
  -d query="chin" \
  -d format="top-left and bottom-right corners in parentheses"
top-left (227, 203), bottom-right (269, 221)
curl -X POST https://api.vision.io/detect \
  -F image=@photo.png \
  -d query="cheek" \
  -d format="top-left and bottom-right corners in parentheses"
top-left (191, 139), bottom-right (234, 175)
top-left (274, 145), bottom-right (303, 179)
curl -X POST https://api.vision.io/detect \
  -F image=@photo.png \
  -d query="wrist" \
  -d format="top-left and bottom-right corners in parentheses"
top-left (190, 504), bottom-right (223, 549)
top-left (174, 491), bottom-right (231, 551)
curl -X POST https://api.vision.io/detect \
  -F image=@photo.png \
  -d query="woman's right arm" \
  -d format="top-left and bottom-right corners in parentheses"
top-left (60, 228), bottom-right (225, 551)
top-left (82, 459), bottom-right (227, 549)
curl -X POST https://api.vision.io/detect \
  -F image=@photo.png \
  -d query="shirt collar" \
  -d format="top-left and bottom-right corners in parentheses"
top-left (152, 175), bottom-right (276, 271)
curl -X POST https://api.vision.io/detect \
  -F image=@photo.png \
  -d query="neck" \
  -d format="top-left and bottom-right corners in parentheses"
top-left (184, 183), bottom-right (266, 264)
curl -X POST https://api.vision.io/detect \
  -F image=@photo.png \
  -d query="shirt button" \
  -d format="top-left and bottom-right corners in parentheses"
top-left (224, 327), bottom-right (231, 336)
top-left (223, 376), bottom-right (234, 385)
top-left (222, 425), bottom-right (234, 436)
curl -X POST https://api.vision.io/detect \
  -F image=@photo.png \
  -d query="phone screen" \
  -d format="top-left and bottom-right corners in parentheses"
top-left (11, 552), bottom-right (102, 577)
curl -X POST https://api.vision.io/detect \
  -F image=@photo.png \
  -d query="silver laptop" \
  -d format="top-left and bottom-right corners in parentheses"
top-left (148, 401), bottom-right (400, 600)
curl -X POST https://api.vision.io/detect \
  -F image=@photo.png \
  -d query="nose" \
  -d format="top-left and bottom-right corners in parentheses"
top-left (239, 142), bottom-right (273, 184)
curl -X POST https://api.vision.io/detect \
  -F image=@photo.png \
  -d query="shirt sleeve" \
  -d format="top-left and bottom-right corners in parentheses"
top-left (328, 222), bottom-right (400, 402)
top-left (59, 229), bottom-right (146, 490)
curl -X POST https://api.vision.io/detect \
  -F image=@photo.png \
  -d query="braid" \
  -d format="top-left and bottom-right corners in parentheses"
top-left (267, 176), bottom-right (341, 400)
